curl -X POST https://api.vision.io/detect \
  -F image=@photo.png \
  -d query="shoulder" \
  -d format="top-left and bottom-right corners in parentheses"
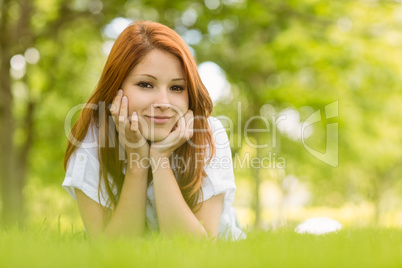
top-left (63, 123), bottom-right (109, 206)
top-left (205, 116), bottom-right (232, 157)
top-left (69, 123), bottom-right (99, 163)
top-left (201, 116), bottom-right (236, 201)
top-left (78, 123), bottom-right (99, 156)
top-left (207, 116), bottom-right (224, 132)
top-left (207, 116), bottom-right (230, 148)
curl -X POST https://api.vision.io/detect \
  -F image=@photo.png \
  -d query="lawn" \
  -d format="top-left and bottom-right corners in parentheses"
top-left (1, 227), bottom-right (401, 267)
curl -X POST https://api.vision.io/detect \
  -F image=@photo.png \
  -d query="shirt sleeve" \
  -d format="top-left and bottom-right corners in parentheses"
top-left (201, 117), bottom-right (236, 202)
top-left (62, 126), bottom-right (110, 208)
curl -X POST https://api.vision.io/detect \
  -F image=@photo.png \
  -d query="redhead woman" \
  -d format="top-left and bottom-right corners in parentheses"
top-left (63, 21), bottom-right (245, 241)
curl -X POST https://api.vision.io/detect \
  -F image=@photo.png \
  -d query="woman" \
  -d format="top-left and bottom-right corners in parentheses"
top-left (63, 21), bottom-right (245, 241)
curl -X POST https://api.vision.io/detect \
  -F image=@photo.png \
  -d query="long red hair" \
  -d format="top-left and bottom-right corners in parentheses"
top-left (64, 21), bottom-right (215, 210)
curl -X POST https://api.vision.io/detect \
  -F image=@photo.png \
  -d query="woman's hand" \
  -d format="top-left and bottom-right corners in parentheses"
top-left (110, 90), bottom-right (149, 163)
top-left (150, 109), bottom-right (194, 159)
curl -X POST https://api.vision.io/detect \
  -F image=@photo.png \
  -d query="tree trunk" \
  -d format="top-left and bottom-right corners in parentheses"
top-left (0, 41), bottom-right (23, 227)
top-left (0, 0), bottom-right (95, 228)
top-left (0, 0), bottom-right (26, 228)
top-left (253, 148), bottom-right (262, 229)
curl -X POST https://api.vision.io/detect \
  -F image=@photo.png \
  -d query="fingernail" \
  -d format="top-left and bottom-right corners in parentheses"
top-left (117, 90), bottom-right (123, 95)
top-left (122, 96), bottom-right (127, 102)
top-left (132, 111), bottom-right (138, 119)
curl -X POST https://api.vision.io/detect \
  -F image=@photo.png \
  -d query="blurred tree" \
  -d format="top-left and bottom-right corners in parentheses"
top-left (191, 0), bottom-right (342, 228)
top-left (0, 0), bottom-right (128, 227)
top-left (201, 0), bottom-right (402, 227)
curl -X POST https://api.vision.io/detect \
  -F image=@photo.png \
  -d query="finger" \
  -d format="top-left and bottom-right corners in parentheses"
top-left (185, 124), bottom-right (194, 140)
top-left (171, 122), bottom-right (178, 132)
top-left (161, 117), bottom-right (184, 146)
top-left (130, 112), bottom-right (149, 148)
top-left (110, 89), bottom-right (123, 117)
top-left (181, 110), bottom-right (193, 138)
top-left (119, 96), bottom-right (128, 119)
top-left (186, 128), bottom-right (194, 140)
top-left (184, 110), bottom-right (194, 129)
top-left (117, 96), bottom-right (129, 135)
top-left (131, 111), bottom-right (139, 132)
top-left (178, 116), bottom-right (186, 138)
top-left (110, 90), bottom-right (123, 132)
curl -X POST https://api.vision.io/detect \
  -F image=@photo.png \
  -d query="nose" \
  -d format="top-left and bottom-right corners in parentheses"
top-left (153, 103), bottom-right (170, 111)
top-left (152, 89), bottom-right (171, 111)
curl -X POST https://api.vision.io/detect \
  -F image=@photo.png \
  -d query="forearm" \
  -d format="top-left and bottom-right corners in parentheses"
top-left (151, 156), bottom-right (208, 238)
top-left (103, 166), bottom-right (148, 237)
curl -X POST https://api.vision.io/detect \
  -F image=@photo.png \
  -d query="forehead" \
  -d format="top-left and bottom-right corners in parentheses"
top-left (130, 49), bottom-right (185, 78)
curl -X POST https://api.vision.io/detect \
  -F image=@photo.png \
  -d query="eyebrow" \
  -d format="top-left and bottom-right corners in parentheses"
top-left (135, 74), bottom-right (185, 81)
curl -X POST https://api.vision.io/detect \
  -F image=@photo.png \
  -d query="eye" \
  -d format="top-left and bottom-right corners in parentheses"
top-left (170, 85), bottom-right (185, 92)
top-left (137, 82), bottom-right (153, 88)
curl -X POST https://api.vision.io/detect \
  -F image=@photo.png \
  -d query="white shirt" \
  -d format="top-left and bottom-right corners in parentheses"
top-left (63, 116), bottom-right (246, 241)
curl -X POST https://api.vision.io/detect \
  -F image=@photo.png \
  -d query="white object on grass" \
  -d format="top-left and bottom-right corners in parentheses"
top-left (295, 217), bottom-right (342, 235)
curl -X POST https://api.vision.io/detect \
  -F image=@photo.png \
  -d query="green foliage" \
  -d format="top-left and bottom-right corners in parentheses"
top-left (201, 1), bottom-right (402, 210)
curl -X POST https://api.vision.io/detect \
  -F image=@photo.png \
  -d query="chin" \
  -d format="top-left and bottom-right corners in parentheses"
top-left (142, 129), bottom-right (170, 142)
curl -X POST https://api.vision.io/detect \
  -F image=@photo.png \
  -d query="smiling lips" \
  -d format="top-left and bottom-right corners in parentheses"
top-left (144, 115), bottom-right (172, 124)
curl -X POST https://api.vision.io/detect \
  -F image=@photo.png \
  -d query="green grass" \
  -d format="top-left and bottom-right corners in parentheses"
top-left (1, 227), bottom-right (401, 267)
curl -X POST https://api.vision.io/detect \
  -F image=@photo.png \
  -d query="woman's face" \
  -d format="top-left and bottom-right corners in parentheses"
top-left (121, 49), bottom-right (189, 142)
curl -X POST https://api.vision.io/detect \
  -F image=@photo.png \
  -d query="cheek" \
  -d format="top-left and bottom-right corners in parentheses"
top-left (127, 99), bottom-right (140, 115)
top-left (125, 93), bottom-right (145, 114)
top-left (175, 93), bottom-right (189, 114)
top-left (121, 83), bottom-right (146, 113)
